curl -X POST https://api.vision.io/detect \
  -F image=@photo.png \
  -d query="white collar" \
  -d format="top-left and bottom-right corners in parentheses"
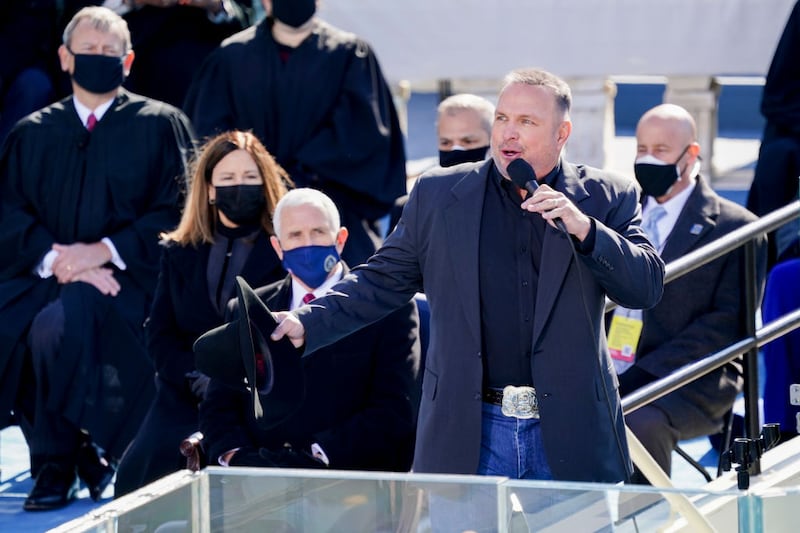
top-left (73, 95), bottom-right (115, 129)
top-left (289, 263), bottom-right (344, 311)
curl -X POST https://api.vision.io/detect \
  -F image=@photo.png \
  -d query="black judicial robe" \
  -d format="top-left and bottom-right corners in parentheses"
top-left (184, 18), bottom-right (407, 263)
top-left (60, 1), bottom-right (251, 108)
top-left (760, 0), bottom-right (800, 133)
top-left (0, 90), bottom-right (194, 456)
top-left (747, 0), bottom-right (800, 266)
top-left (0, 1), bottom-right (58, 93)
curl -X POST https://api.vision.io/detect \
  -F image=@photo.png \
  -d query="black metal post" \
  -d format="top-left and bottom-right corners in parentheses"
top-left (743, 240), bottom-right (761, 475)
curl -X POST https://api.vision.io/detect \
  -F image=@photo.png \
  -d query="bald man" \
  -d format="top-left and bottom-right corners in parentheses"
top-left (612, 103), bottom-right (767, 481)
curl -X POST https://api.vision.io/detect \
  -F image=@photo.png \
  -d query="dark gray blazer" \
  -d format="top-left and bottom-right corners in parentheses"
top-left (298, 159), bottom-right (664, 482)
top-left (635, 175), bottom-right (766, 436)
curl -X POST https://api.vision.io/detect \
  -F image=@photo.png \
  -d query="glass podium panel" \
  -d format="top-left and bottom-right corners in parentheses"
top-left (206, 467), bottom-right (506, 532)
top-left (50, 471), bottom-right (203, 533)
top-left (745, 485), bottom-right (800, 533)
top-left (52, 467), bottom-right (800, 533)
top-left (503, 479), bottom-right (742, 533)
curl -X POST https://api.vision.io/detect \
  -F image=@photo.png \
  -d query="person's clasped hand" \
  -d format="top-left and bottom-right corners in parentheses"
top-left (51, 242), bottom-right (112, 283)
top-left (185, 370), bottom-right (210, 400)
top-left (71, 267), bottom-right (121, 296)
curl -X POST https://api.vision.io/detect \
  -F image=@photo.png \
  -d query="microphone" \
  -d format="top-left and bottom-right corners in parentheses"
top-left (507, 157), bottom-right (540, 195)
top-left (506, 158), bottom-right (567, 233)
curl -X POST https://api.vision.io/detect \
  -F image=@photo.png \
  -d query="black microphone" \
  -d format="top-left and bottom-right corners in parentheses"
top-left (506, 158), bottom-right (567, 233)
top-left (507, 157), bottom-right (540, 196)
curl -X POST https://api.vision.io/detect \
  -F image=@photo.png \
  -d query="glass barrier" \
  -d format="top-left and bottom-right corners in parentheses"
top-left (749, 485), bottom-right (800, 533)
top-left (50, 470), bottom-right (202, 533)
top-left (51, 467), bottom-right (800, 533)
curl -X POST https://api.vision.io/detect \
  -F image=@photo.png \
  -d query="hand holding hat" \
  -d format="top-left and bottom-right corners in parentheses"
top-left (270, 310), bottom-right (307, 348)
top-left (194, 277), bottom-right (305, 428)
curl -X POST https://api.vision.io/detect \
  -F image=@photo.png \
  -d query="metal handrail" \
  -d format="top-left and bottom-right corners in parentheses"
top-left (605, 199), bottom-right (800, 314)
top-left (614, 199), bottom-right (800, 475)
top-left (622, 308), bottom-right (800, 414)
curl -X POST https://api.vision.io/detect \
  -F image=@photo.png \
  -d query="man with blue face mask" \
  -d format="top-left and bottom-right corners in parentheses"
top-left (0, 6), bottom-right (195, 510)
top-left (611, 103), bottom-right (767, 482)
top-left (199, 188), bottom-right (421, 477)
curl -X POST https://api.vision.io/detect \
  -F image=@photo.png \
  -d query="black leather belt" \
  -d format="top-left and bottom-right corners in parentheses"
top-left (482, 388), bottom-right (506, 405)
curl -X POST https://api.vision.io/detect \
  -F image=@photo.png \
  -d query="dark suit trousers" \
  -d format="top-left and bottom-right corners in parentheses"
top-left (626, 404), bottom-right (680, 479)
top-left (28, 299), bottom-right (82, 464)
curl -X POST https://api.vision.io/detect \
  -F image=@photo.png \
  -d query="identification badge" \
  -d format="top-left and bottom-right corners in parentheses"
top-left (608, 308), bottom-right (643, 363)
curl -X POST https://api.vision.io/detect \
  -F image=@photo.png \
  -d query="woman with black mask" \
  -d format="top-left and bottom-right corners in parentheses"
top-left (114, 130), bottom-right (291, 496)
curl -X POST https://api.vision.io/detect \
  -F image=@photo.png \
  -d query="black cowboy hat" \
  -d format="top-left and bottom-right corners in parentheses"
top-left (194, 276), bottom-right (305, 428)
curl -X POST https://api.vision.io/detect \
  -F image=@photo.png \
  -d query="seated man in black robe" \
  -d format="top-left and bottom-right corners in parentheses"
top-left (184, 0), bottom-right (407, 266)
top-left (0, 6), bottom-right (195, 511)
top-left (200, 188), bottom-right (421, 480)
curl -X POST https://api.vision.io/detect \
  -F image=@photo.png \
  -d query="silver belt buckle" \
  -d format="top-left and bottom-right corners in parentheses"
top-left (501, 385), bottom-right (539, 419)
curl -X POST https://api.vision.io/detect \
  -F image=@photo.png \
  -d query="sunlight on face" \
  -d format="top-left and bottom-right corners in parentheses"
top-left (275, 204), bottom-right (337, 251)
top-left (210, 149), bottom-right (263, 188)
top-left (438, 109), bottom-right (490, 151)
top-left (491, 83), bottom-right (570, 179)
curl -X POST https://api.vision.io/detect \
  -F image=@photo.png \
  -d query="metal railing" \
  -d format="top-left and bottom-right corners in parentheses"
top-left (614, 199), bottom-right (800, 476)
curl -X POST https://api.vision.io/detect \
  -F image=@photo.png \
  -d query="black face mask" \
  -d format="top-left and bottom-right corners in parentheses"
top-left (633, 145), bottom-right (690, 198)
top-left (272, 0), bottom-right (316, 27)
top-left (214, 184), bottom-right (265, 226)
top-left (439, 145), bottom-right (489, 167)
top-left (68, 47), bottom-right (125, 94)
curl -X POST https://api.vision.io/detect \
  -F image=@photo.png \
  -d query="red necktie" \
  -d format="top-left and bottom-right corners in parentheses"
top-left (86, 113), bottom-right (97, 132)
top-left (302, 292), bottom-right (315, 304)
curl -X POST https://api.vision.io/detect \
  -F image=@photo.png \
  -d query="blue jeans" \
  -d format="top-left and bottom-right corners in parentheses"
top-left (477, 401), bottom-right (553, 480)
top-left (428, 402), bottom-right (555, 532)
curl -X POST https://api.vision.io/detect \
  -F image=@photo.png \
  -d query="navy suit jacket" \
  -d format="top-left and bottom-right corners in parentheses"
top-left (298, 159), bottom-right (664, 482)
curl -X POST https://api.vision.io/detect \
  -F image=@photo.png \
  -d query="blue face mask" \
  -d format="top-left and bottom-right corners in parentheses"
top-left (281, 245), bottom-right (340, 289)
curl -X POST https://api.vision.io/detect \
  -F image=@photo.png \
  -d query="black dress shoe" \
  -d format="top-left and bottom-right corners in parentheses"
top-left (77, 441), bottom-right (117, 501)
top-left (23, 462), bottom-right (79, 511)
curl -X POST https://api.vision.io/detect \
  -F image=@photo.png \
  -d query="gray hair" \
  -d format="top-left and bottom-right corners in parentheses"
top-left (272, 188), bottom-right (341, 238)
top-left (437, 93), bottom-right (495, 135)
top-left (63, 6), bottom-right (132, 54)
top-left (501, 68), bottom-right (572, 118)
